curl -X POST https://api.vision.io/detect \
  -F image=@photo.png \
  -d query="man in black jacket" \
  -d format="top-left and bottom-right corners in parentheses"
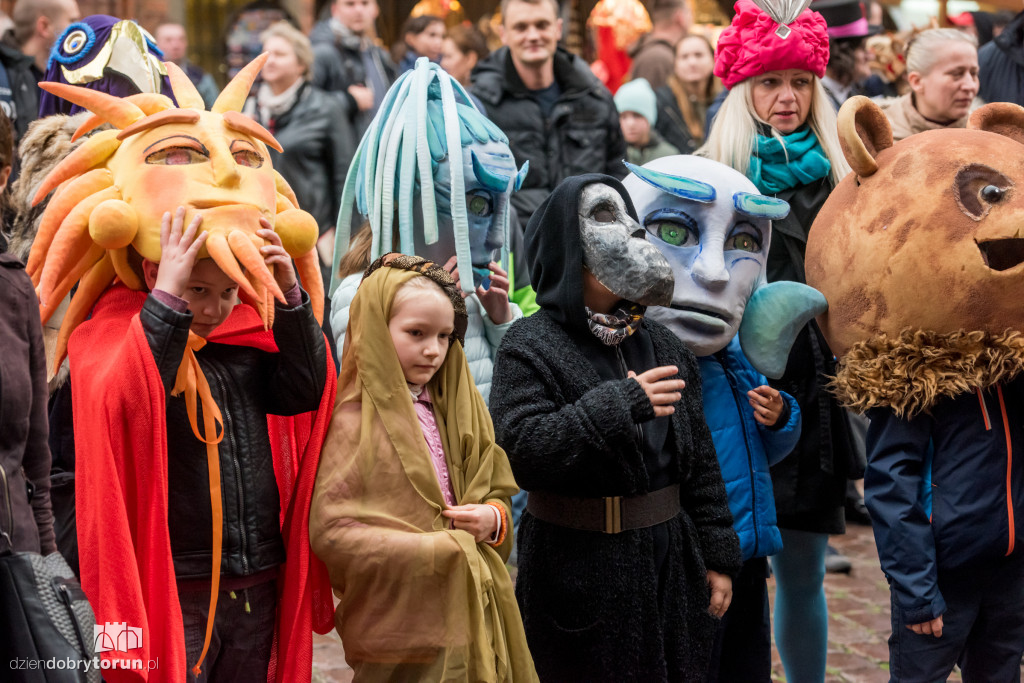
top-left (309, 0), bottom-right (396, 138)
top-left (471, 0), bottom-right (627, 240)
top-left (979, 8), bottom-right (1024, 106)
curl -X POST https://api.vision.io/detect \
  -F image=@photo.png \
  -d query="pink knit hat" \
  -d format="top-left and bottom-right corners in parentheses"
top-left (714, 0), bottom-right (830, 89)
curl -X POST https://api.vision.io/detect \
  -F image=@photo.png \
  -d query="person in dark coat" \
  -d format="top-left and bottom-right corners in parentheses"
top-left (978, 9), bottom-right (1024, 106)
top-left (309, 0), bottom-right (396, 137)
top-left (0, 108), bottom-right (54, 560)
top-left (245, 20), bottom-right (353, 362)
top-left (470, 0), bottom-right (627, 237)
top-left (489, 173), bottom-right (742, 682)
top-left (698, 2), bottom-right (860, 680)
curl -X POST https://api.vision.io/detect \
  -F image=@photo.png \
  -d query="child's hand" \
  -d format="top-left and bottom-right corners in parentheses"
top-left (476, 262), bottom-right (513, 324)
top-left (627, 366), bottom-right (685, 417)
top-left (442, 503), bottom-right (499, 543)
top-left (707, 570), bottom-right (733, 618)
top-left (154, 207), bottom-right (206, 297)
top-left (258, 220), bottom-right (297, 293)
top-left (748, 385), bottom-right (784, 427)
top-left (442, 257), bottom-right (513, 324)
top-left (908, 616), bottom-right (943, 638)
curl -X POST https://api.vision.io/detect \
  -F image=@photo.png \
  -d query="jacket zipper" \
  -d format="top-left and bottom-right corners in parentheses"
top-left (209, 364), bottom-right (249, 574)
top-left (996, 384), bottom-right (1015, 556)
top-left (615, 346), bottom-right (644, 446)
top-left (721, 353), bottom-right (759, 557)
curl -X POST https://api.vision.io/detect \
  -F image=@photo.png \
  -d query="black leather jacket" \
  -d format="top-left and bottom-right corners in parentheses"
top-left (139, 291), bottom-right (327, 579)
top-left (245, 83), bottom-right (354, 234)
top-left (471, 47), bottom-right (627, 234)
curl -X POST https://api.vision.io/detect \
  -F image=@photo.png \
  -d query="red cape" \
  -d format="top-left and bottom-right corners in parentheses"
top-left (69, 285), bottom-right (336, 682)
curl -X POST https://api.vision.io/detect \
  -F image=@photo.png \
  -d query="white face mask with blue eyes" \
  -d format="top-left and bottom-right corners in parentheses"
top-left (623, 156), bottom-right (780, 357)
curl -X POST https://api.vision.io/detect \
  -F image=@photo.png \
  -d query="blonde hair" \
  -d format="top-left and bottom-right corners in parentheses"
top-left (390, 275), bottom-right (452, 321)
top-left (906, 28), bottom-right (977, 77)
top-left (697, 76), bottom-right (850, 187)
top-left (261, 21), bottom-right (315, 81)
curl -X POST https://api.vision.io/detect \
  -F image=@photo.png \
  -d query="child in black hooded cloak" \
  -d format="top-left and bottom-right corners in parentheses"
top-left (489, 174), bottom-right (741, 681)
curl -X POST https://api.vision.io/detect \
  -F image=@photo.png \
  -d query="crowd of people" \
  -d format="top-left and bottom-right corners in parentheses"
top-left (3, 0), bottom-right (1024, 681)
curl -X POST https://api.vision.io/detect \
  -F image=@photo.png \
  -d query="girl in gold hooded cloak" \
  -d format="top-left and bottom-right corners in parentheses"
top-left (310, 254), bottom-right (537, 682)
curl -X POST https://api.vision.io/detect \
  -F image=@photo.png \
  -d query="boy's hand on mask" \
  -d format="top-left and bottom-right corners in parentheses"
top-left (154, 207), bottom-right (206, 298)
top-left (442, 257), bottom-right (513, 324)
top-left (258, 222), bottom-right (298, 293)
top-left (706, 570), bottom-right (732, 617)
top-left (627, 366), bottom-right (685, 418)
top-left (442, 504), bottom-right (499, 543)
top-left (477, 262), bottom-right (512, 324)
top-left (748, 385), bottom-right (784, 426)
top-left (908, 616), bottom-right (943, 638)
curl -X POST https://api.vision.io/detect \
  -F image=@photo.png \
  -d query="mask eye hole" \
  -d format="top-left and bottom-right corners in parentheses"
top-left (592, 204), bottom-right (616, 223)
top-left (982, 185), bottom-right (1006, 203)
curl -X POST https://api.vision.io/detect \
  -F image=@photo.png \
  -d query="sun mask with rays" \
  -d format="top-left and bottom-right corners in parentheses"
top-left (26, 53), bottom-right (323, 373)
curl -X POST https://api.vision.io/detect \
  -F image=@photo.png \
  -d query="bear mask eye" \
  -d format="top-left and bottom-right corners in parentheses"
top-left (982, 185), bottom-right (1006, 203)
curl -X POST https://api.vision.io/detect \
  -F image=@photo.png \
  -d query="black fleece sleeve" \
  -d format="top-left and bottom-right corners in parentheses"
top-left (264, 289), bottom-right (328, 416)
top-left (490, 346), bottom-right (655, 491)
top-left (678, 351), bottom-right (743, 577)
top-left (139, 294), bottom-right (192, 394)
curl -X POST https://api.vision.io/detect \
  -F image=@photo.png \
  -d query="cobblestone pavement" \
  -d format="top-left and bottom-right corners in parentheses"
top-left (311, 522), bottom-right (1017, 682)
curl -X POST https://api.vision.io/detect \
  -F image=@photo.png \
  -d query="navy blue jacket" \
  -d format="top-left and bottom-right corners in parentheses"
top-left (699, 337), bottom-right (801, 561)
top-left (865, 378), bottom-right (1024, 624)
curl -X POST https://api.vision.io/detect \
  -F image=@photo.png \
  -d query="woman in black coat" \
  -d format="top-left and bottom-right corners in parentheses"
top-left (489, 174), bottom-right (741, 682)
top-left (245, 21), bottom-right (354, 259)
top-left (0, 108), bottom-right (55, 560)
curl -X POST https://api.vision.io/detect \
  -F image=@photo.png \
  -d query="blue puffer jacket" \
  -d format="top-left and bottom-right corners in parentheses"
top-left (699, 337), bottom-right (801, 561)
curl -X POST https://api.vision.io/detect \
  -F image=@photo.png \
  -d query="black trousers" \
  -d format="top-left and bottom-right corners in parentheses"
top-left (706, 556), bottom-right (772, 683)
top-left (888, 555), bottom-right (1024, 683)
top-left (180, 579), bottom-right (277, 683)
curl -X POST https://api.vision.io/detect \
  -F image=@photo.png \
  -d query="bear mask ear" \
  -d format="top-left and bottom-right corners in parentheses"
top-left (968, 103), bottom-right (1024, 145)
top-left (838, 96), bottom-right (893, 177)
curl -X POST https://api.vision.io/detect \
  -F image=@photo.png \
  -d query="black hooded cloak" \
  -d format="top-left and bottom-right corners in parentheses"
top-left (489, 174), bottom-right (742, 682)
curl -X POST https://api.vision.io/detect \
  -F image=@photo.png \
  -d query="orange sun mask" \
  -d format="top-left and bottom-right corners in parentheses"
top-left (27, 53), bottom-right (323, 373)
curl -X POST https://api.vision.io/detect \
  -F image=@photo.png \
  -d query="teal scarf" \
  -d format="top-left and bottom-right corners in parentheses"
top-left (747, 127), bottom-right (831, 194)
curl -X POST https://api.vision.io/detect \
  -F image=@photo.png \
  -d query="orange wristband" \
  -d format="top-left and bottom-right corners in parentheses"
top-left (485, 502), bottom-right (508, 547)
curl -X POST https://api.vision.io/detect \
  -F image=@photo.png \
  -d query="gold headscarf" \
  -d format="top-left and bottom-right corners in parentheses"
top-left (310, 256), bottom-right (536, 682)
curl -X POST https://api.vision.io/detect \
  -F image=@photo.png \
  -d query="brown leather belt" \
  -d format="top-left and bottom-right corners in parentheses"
top-left (526, 484), bottom-right (681, 534)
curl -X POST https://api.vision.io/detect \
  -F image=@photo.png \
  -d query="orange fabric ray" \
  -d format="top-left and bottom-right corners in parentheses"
top-left (206, 232), bottom-right (260, 302)
top-left (294, 250), bottom-right (325, 325)
top-left (72, 93), bottom-right (177, 141)
top-left (110, 247), bottom-right (144, 290)
top-left (164, 61), bottom-right (207, 110)
top-left (32, 130), bottom-right (121, 206)
top-left (40, 242), bottom-right (105, 324)
top-left (117, 109), bottom-right (202, 141)
top-left (36, 185), bottom-right (121, 302)
top-left (27, 168), bottom-right (114, 276)
top-left (212, 53), bottom-right (269, 114)
top-left (39, 82), bottom-right (145, 129)
top-left (274, 171), bottom-right (299, 208)
top-left (275, 192), bottom-right (297, 213)
top-left (222, 111), bottom-right (283, 153)
top-left (53, 253), bottom-right (116, 376)
top-left (227, 229), bottom-right (285, 303)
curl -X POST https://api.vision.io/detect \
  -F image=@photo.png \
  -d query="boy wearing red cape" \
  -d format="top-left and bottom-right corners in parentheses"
top-left (25, 54), bottom-right (336, 682)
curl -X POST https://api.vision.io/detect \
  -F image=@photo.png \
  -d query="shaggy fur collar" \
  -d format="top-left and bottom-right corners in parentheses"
top-left (831, 329), bottom-right (1024, 417)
